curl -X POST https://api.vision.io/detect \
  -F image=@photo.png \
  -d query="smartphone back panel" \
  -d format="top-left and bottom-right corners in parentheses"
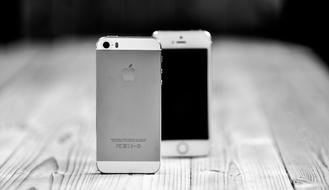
top-left (96, 38), bottom-right (161, 164)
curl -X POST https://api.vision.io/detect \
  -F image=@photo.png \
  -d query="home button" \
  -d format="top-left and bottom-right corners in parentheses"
top-left (177, 142), bottom-right (189, 155)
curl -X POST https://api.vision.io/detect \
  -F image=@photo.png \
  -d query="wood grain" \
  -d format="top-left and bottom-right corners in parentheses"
top-left (0, 43), bottom-right (41, 174)
top-left (223, 40), bottom-right (329, 189)
top-left (1, 38), bottom-right (329, 189)
top-left (210, 41), bottom-right (293, 190)
top-left (0, 40), bottom-right (192, 190)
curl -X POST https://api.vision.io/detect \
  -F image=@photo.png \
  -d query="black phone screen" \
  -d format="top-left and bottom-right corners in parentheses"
top-left (162, 48), bottom-right (209, 140)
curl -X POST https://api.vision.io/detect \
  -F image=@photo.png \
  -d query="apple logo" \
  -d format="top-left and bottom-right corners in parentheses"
top-left (122, 64), bottom-right (136, 81)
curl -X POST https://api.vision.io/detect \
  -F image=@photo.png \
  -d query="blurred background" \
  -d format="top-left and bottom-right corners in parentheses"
top-left (1, 0), bottom-right (329, 186)
top-left (1, 0), bottom-right (328, 64)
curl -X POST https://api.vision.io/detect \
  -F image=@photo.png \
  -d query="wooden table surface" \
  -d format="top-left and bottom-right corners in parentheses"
top-left (1, 38), bottom-right (329, 190)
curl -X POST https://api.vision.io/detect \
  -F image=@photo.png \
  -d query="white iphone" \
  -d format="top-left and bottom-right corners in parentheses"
top-left (96, 36), bottom-right (161, 173)
top-left (153, 30), bottom-right (211, 157)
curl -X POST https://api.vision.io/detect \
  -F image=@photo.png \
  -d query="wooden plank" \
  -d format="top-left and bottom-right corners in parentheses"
top-left (0, 40), bottom-right (192, 190)
top-left (190, 40), bottom-right (293, 190)
top-left (0, 41), bottom-right (95, 190)
top-left (4, 39), bottom-right (327, 189)
top-left (0, 43), bottom-right (41, 171)
top-left (229, 40), bottom-right (329, 189)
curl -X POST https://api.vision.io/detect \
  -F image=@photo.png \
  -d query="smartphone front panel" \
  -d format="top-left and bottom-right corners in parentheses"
top-left (161, 48), bottom-right (209, 140)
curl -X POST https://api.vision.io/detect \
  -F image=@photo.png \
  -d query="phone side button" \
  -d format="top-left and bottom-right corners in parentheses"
top-left (177, 142), bottom-right (189, 155)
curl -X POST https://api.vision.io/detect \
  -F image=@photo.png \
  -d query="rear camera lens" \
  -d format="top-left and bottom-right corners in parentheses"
top-left (103, 41), bottom-right (110, 49)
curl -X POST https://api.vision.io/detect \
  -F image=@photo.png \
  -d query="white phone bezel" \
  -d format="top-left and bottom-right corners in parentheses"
top-left (96, 36), bottom-right (161, 173)
top-left (153, 30), bottom-right (212, 157)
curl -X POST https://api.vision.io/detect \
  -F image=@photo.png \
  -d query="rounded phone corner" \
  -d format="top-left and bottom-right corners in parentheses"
top-left (96, 161), bottom-right (106, 174)
top-left (200, 144), bottom-right (210, 157)
top-left (200, 31), bottom-right (212, 45)
top-left (151, 161), bottom-right (161, 174)
top-left (96, 37), bottom-right (106, 49)
top-left (140, 161), bottom-right (161, 174)
top-left (147, 38), bottom-right (161, 50)
top-left (203, 30), bottom-right (211, 39)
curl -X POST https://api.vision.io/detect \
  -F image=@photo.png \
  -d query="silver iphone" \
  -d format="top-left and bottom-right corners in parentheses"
top-left (96, 36), bottom-right (161, 173)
